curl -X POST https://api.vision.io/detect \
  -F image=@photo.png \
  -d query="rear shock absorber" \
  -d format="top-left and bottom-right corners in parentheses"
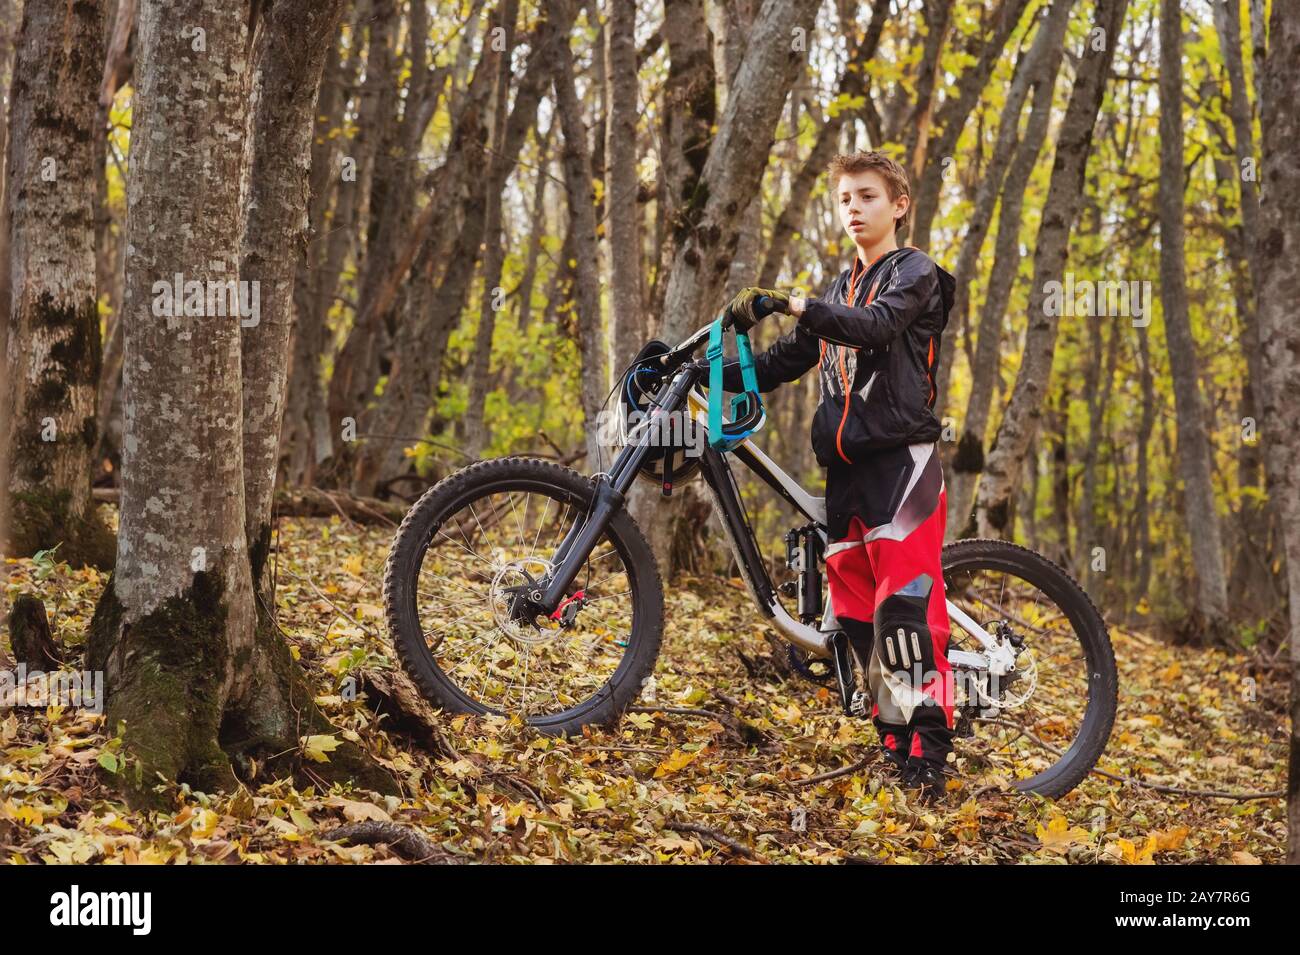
top-left (782, 523), bottom-right (824, 625)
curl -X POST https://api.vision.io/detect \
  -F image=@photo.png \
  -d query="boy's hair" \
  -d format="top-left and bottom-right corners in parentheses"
top-left (827, 151), bottom-right (911, 232)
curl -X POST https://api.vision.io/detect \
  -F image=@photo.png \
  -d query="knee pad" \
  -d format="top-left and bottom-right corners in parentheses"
top-left (874, 576), bottom-right (935, 677)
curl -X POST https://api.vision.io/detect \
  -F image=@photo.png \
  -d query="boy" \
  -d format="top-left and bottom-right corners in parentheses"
top-left (719, 151), bottom-right (957, 802)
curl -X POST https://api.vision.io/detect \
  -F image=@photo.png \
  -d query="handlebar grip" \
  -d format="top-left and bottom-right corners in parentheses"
top-left (754, 295), bottom-right (785, 320)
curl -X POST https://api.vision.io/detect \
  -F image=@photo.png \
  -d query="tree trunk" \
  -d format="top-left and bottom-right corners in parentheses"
top-left (1156, 0), bottom-right (1229, 632)
top-left (605, 0), bottom-right (643, 379)
top-left (649, 0), bottom-right (716, 319)
top-left (1132, 323), bottom-right (1155, 612)
top-left (552, 0), bottom-right (609, 467)
top-left (1076, 315), bottom-right (1118, 595)
top-left (349, 5), bottom-right (554, 494)
top-left (0, 0), bottom-right (17, 348)
top-left (462, 0), bottom-right (521, 460)
top-left (514, 123), bottom-right (553, 336)
top-left (948, 0), bottom-right (1074, 535)
top-left (88, 0), bottom-right (393, 808)
top-left (1255, 0), bottom-right (1300, 864)
top-left (324, 0), bottom-right (401, 445)
top-left (659, 0), bottom-right (819, 335)
top-left (1049, 385), bottom-right (1071, 569)
top-left (908, 0), bottom-right (1034, 252)
top-left (1, 0), bottom-right (115, 569)
top-left (91, 0), bottom-right (137, 469)
top-left (642, 0), bottom-right (819, 579)
top-left (281, 5), bottom-right (360, 487)
top-left (1209, 150), bottom-right (1276, 617)
top-left (1211, 0), bottom-right (1275, 618)
top-left (938, 0), bottom-right (1075, 410)
top-left (973, 0), bottom-right (1130, 539)
top-left (242, 0), bottom-right (348, 596)
top-left (759, 0), bottom-right (889, 287)
top-left (898, 0), bottom-right (954, 192)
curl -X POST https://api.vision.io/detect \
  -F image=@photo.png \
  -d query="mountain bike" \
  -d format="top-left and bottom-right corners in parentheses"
top-left (383, 304), bottom-right (1118, 798)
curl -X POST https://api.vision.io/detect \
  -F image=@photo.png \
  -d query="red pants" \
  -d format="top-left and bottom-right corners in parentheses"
top-left (824, 444), bottom-right (954, 764)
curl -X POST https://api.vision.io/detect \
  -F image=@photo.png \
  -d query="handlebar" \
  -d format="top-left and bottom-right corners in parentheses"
top-left (655, 294), bottom-right (789, 371)
top-left (754, 294), bottom-right (782, 319)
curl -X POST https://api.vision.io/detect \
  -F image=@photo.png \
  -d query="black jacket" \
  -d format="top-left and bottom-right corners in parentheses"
top-left (722, 247), bottom-right (956, 468)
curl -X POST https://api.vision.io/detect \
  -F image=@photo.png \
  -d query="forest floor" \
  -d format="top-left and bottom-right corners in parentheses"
top-left (1, 507), bottom-right (1289, 864)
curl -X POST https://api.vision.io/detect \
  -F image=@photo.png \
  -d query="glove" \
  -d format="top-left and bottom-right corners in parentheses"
top-left (723, 287), bottom-right (790, 332)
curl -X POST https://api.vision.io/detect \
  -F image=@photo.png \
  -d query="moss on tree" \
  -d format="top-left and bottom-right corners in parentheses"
top-left (89, 560), bottom-right (397, 810)
top-left (6, 488), bottom-right (116, 569)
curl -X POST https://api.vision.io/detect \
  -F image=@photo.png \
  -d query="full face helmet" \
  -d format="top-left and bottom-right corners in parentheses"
top-left (618, 340), bottom-right (705, 490)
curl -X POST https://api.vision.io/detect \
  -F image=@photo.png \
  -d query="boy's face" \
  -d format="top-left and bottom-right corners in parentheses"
top-left (836, 169), bottom-right (908, 248)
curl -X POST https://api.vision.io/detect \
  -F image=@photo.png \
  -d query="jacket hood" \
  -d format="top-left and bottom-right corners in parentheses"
top-left (935, 263), bottom-right (956, 332)
top-left (877, 247), bottom-right (956, 332)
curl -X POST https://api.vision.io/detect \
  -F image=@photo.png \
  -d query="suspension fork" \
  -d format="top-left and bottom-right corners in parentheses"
top-left (533, 364), bottom-right (700, 613)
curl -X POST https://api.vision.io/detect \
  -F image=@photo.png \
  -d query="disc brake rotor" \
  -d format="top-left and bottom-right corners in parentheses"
top-left (489, 557), bottom-right (560, 646)
top-left (974, 622), bottom-right (1039, 709)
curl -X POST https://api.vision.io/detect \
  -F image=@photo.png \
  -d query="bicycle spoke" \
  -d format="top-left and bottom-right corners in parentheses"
top-left (943, 552), bottom-right (1103, 796)
top-left (409, 484), bottom-right (640, 723)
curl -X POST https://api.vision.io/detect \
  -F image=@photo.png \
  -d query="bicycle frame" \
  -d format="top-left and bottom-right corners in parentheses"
top-left (533, 329), bottom-right (1013, 678)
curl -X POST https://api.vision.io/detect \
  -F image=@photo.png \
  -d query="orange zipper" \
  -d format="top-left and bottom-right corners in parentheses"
top-left (926, 336), bottom-right (936, 405)
top-left (832, 272), bottom-right (879, 465)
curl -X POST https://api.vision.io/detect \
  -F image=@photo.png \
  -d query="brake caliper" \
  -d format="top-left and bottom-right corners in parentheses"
top-left (549, 589), bottom-right (587, 628)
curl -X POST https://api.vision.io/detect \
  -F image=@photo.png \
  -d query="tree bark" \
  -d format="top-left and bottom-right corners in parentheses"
top-left (88, 0), bottom-right (393, 808)
top-left (462, 0), bottom-right (521, 460)
top-left (241, 0), bottom-right (349, 597)
top-left (0, 0), bottom-right (15, 346)
top-left (948, 0), bottom-right (1074, 535)
top-left (349, 5), bottom-right (555, 494)
top-left (1, 0), bottom-right (115, 568)
top-left (552, 0), bottom-right (609, 467)
top-left (605, 0), bottom-right (643, 379)
top-left (758, 0), bottom-right (889, 287)
top-left (280, 10), bottom-right (356, 487)
top-left (973, 0), bottom-right (1130, 539)
top-left (1156, 0), bottom-right (1229, 632)
top-left (907, 0), bottom-right (1034, 252)
top-left (1254, 0), bottom-right (1300, 863)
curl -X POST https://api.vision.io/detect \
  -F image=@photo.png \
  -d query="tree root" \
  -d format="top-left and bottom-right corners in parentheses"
top-left (664, 820), bottom-right (759, 860)
top-left (7, 594), bottom-right (64, 668)
top-left (357, 667), bottom-right (462, 761)
top-left (322, 821), bottom-right (459, 863)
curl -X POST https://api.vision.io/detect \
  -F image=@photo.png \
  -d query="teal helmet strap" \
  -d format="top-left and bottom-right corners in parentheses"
top-left (707, 315), bottom-right (763, 451)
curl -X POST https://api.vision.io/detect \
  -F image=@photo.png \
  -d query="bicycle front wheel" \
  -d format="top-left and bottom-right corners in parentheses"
top-left (384, 457), bottom-right (664, 735)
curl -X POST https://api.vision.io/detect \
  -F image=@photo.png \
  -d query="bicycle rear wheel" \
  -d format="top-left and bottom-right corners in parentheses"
top-left (384, 458), bottom-right (664, 734)
top-left (941, 539), bottom-right (1118, 799)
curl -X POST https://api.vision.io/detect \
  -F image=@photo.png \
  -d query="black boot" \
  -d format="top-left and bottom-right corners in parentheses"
top-left (900, 756), bottom-right (950, 804)
top-left (878, 744), bottom-right (909, 776)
